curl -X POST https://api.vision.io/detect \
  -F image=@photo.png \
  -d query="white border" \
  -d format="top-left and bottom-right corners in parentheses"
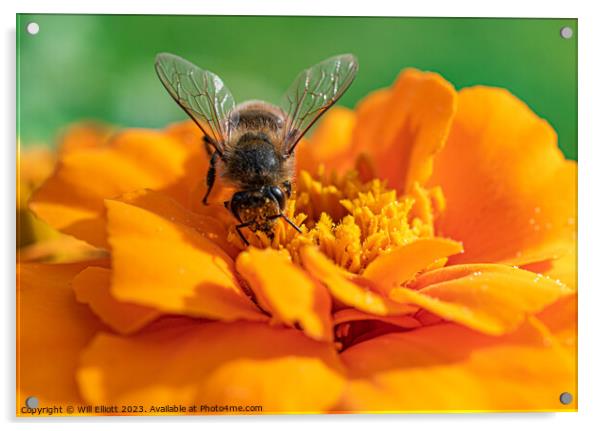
top-left (3, 1), bottom-right (601, 431)
top-left (3, 0), bottom-right (587, 17)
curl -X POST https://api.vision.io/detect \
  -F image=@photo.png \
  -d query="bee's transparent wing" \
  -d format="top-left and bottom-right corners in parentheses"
top-left (281, 54), bottom-right (358, 156)
top-left (155, 53), bottom-right (235, 154)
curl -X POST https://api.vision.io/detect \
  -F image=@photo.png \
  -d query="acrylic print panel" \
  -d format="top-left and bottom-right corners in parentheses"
top-left (16, 14), bottom-right (577, 416)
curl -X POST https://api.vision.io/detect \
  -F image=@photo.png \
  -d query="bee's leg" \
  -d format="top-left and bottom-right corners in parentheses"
top-left (202, 135), bottom-right (223, 156)
top-left (228, 194), bottom-right (252, 245)
top-left (202, 151), bottom-right (219, 205)
top-left (268, 213), bottom-right (302, 233)
top-left (235, 221), bottom-right (253, 246)
top-left (202, 135), bottom-right (213, 156)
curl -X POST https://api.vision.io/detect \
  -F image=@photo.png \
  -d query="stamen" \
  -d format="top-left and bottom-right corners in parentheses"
top-left (227, 166), bottom-right (444, 273)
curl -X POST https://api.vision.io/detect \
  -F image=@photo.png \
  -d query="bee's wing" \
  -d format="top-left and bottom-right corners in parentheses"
top-left (155, 53), bottom-right (235, 154)
top-left (281, 54), bottom-right (358, 156)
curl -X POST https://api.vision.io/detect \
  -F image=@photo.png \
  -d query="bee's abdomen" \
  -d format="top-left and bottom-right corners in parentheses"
top-left (224, 136), bottom-right (282, 187)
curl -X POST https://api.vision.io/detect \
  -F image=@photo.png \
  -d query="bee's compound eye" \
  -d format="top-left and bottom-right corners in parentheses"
top-left (270, 186), bottom-right (286, 210)
top-left (282, 180), bottom-right (292, 198)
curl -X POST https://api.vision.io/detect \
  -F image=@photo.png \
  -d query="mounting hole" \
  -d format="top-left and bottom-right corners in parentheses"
top-left (560, 26), bottom-right (573, 39)
top-left (559, 392), bottom-right (573, 405)
top-left (25, 396), bottom-right (39, 408)
top-left (26, 22), bottom-right (40, 35)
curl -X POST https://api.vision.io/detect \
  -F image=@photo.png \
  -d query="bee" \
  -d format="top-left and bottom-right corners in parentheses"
top-left (155, 53), bottom-right (358, 245)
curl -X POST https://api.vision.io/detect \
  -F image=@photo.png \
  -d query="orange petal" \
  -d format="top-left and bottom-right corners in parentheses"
top-left (301, 247), bottom-right (415, 316)
top-left (361, 238), bottom-right (463, 294)
top-left (73, 267), bottom-right (161, 334)
top-left (236, 248), bottom-right (333, 341)
top-left (18, 147), bottom-right (60, 249)
top-left (18, 234), bottom-right (106, 263)
top-left (339, 322), bottom-right (576, 412)
top-left (352, 69), bottom-right (457, 192)
top-left (18, 146), bottom-right (56, 208)
top-left (78, 321), bottom-right (345, 413)
top-left (537, 294), bottom-right (577, 350)
top-left (30, 128), bottom-right (202, 248)
top-left (429, 87), bottom-right (576, 265)
top-left (117, 189), bottom-right (238, 258)
top-left (297, 107), bottom-right (357, 174)
top-left (409, 262), bottom-right (539, 289)
top-left (390, 264), bottom-right (572, 335)
top-left (333, 309), bottom-right (421, 329)
top-left (58, 122), bottom-right (113, 155)
top-left (105, 199), bottom-right (265, 322)
top-left (17, 262), bottom-right (105, 412)
top-left (522, 239), bottom-right (577, 291)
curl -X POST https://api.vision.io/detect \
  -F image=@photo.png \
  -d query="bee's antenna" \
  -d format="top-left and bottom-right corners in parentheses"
top-left (281, 214), bottom-right (302, 233)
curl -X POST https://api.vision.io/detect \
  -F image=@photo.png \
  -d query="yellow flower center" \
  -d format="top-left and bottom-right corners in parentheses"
top-left (228, 165), bottom-right (445, 274)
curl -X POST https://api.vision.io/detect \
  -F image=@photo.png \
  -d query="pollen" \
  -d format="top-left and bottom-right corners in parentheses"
top-left (227, 165), bottom-right (445, 274)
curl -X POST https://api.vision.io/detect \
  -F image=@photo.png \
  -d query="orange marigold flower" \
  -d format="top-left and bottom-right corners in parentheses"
top-left (17, 69), bottom-right (576, 414)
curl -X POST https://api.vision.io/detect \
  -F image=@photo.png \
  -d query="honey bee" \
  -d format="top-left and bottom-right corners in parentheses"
top-left (155, 53), bottom-right (358, 245)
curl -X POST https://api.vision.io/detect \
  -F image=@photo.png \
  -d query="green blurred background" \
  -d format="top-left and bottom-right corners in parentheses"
top-left (17, 15), bottom-right (577, 160)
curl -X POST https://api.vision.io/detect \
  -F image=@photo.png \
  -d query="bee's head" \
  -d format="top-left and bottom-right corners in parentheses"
top-left (226, 185), bottom-right (288, 231)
